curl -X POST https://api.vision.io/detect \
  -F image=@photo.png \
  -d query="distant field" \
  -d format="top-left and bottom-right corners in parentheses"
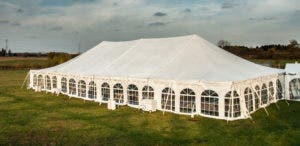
top-left (250, 59), bottom-right (300, 69)
top-left (0, 57), bottom-right (48, 69)
top-left (0, 70), bottom-right (299, 145)
top-left (0, 57), bottom-right (47, 61)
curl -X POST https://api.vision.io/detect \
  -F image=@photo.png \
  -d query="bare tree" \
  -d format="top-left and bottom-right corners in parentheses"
top-left (218, 40), bottom-right (231, 48)
top-left (289, 39), bottom-right (298, 47)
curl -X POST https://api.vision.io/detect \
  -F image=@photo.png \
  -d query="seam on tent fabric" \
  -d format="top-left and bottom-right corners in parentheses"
top-left (102, 39), bottom-right (143, 76)
top-left (147, 35), bottom-right (195, 79)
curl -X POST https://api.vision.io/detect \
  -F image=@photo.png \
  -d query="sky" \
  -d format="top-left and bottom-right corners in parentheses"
top-left (0, 0), bottom-right (299, 53)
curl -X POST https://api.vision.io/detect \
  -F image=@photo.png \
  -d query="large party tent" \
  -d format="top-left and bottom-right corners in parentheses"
top-left (29, 34), bottom-right (285, 120)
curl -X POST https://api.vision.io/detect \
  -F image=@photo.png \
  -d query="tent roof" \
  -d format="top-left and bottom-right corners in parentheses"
top-left (285, 63), bottom-right (300, 74)
top-left (37, 34), bottom-right (283, 82)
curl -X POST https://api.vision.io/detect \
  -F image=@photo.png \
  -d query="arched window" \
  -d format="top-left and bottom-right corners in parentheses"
top-left (69, 79), bottom-right (76, 95)
top-left (142, 86), bottom-right (154, 99)
top-left (61, 77), bottom-right (67, 93)
top-left (201, 90), bottom-right (219, 116)
top-left (52, 76), bottom-right (57, 89)
top-left (127, 84), bottom-right (139, 105)
top-left (37, 75), bottom-right (44, 89)
top-left (289, 78), bottom-right (300, 100)
top-left (254, 85), bottom-right (260, 109)
top-left (45, 75), bottom-right (51, 90)
top-left (33, 74), bottom-right (37, 87)
top-left (161, 87), bottom-right (175, 111)
top-left (88, 81), bottom-right (96, 99)
top-left (244, 88), bottom-right (253, 112)
top-left (276, 79), bottom-right (283, 99)
top-left (78, 80), bottom-right (86, 97)
top-left (180, 88), bottom-right (196, 113)
top-left (101, 83), bottom-right (110, 101)
top-left (269, 81), bottom-right (274, 101)
top-left (261, 83), bottom-right (268, 105)
top-left (225, 91), bottom-right (240, 117)
top-left (113, 83), bottom-right (124, 103)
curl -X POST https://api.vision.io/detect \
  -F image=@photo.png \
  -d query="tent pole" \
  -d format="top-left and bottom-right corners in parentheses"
top-left (191, 103), bottom-right (195, 118)
top-left (227, 82), bottom-right (234, 123)
top-left (163, 83), bottom-right (172, 116)
top-left (269, 85), bottom-right (280, 110)
top-left (274, 76), bottom-right (280, 110)
top-left (241, 82), bottom-right (253, 120)
top-left (258, 77), bottom-right (270, 116)
top-left (230, 85), bottom-right (234, 121)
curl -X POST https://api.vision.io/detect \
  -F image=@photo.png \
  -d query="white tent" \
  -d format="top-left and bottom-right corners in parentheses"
top-left (29, 34), bottom-right (285, 120)
top-left (285, 63), bottom-right (300, 101)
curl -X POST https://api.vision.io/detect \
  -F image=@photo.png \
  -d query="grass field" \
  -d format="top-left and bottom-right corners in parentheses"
top-left (0, 70), bottom-right (299, 145)
top-left (0, 57), bottom-right (48, 69)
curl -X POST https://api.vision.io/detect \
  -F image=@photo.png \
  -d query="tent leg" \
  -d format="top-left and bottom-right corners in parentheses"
top-left (21, 72), bottom-right (30, 89)
top-left (263, 107), bottom-right (269, 116)
top-left (248, 115), bottom-right (253, 121)
top-left (275, 102), bottom-right (280, 110)
top-left (285, 99), bottom-right (290, 106)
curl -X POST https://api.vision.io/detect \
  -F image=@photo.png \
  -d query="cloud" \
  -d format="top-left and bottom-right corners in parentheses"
top-left (249, 17), bottom-right (275, 21)
top-left (148, 22), bottom-right (166, 26)
top-left (153, 12), bottom-right (167, 17)
top-left (49, 26), bottom-right (63, 31)
top-left (182, 8), bottom-right (191, 13)
top-left (113, 2), bottom-right (118, 6)
top-left (221, 2), bottom-right (234, 9)
top-left (11, 22), bottom-right (21, 26)
top-left (0, 20), bottom-right (10, 24)
top-left (73, 0), bottom-right (95, 2)
top-left (30, 36), bottom-right (37, 39)
top-left (17, 8), bottom-right (23, 13)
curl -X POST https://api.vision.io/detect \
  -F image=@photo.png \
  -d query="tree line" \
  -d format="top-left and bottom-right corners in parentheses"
top-left (0, 50), bottom-right (78, 70)
top-left (0, 48), bottom-right (48, 57)
top-left (46, 52), bottom-right (75, 67)
top-left (0, 48), bottom-right (12, 56)
top-left (217, 39), bottom-right (300, 59)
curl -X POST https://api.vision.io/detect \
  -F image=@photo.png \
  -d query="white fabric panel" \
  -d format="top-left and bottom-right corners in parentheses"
top-left (285, 63), bottom-right (300, 74)
top-left (37, 34), bottom-right (283, 82)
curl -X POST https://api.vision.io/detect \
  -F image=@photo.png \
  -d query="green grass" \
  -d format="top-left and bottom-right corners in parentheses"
top-left (0, 70), bottom-right (300, 145)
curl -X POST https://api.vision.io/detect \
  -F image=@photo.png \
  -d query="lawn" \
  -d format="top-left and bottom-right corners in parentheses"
top-left (0, 70), bottom-right (299, 145)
